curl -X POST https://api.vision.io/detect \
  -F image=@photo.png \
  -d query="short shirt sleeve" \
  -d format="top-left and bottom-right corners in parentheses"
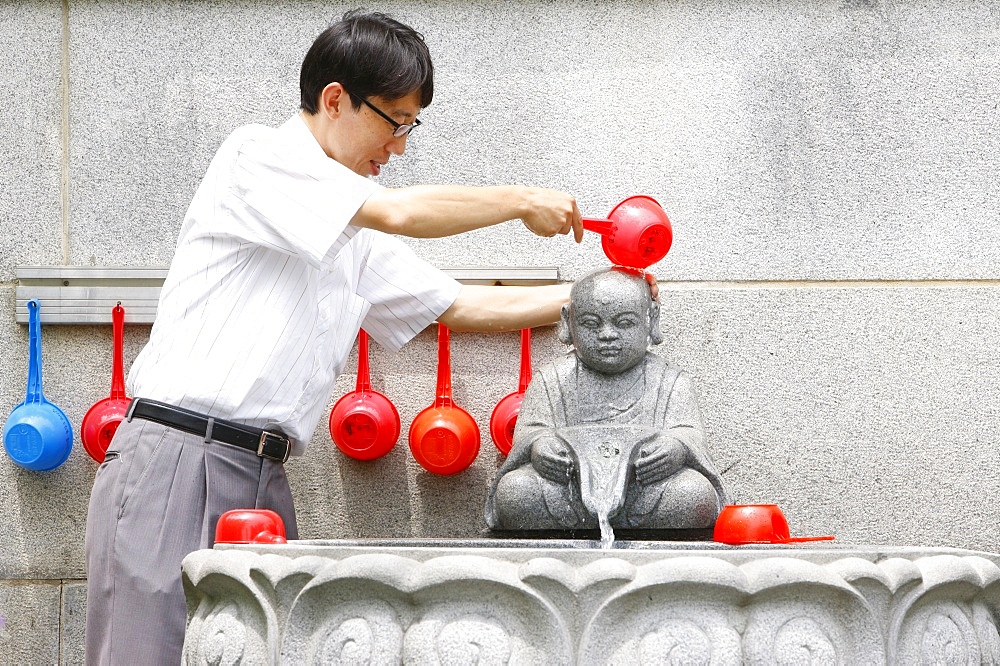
top-left (222, 120), bottom-right (381, 268)
top-left (357, 232), bottom-right (462, 351)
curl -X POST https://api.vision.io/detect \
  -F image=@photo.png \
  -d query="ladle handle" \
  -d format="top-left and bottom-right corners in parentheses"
top-left (582, 218), bottom-right (614, 236)
top-left (110, 304), bottom-right (127, 400)
top-left (25, 299), bottom-right (44, 403)
top-left (434, 323), bottom-right (454, 408)
top-left (355, 329), bottom-right (372, 393)
top-left (517, 328), bottom-right (532, 393)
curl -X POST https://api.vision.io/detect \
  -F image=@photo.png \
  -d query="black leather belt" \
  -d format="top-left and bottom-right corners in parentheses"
top-left (127, 398), bottom-right (291, 463)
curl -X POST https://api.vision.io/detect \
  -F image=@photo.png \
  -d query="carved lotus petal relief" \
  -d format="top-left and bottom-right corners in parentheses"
top-left (181, 550), bottom-right (1000, 665)
top-left (279, 556), bottom-right (571, 663)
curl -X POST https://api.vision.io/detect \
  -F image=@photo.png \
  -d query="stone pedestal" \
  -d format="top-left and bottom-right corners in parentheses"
top-left (182, 540), bottom-right (1000, 664)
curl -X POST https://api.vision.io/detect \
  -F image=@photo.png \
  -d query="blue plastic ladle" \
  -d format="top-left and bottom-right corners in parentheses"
top-left (3, 299), bottom-right (73, 471)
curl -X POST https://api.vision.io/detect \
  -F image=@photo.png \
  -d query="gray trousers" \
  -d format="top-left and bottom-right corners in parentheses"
top-left (84, 417), bottom-right (298, 665)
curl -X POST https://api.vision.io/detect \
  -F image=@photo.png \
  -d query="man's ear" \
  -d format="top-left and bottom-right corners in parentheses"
top-left (649, 301), bottom-right (663, 346)
top-left (557, 302), bottom-right (573, 345)
top-left (320, 82), bottom-right (348, 120)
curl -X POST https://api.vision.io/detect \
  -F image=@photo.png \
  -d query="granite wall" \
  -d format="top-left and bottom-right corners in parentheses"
top-left (2, 0), bottom-right (999, 661)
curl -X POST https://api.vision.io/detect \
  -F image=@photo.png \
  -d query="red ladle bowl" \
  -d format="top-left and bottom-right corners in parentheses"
top-left (490, 328), bottom-right (532, 455)
top-left (215, 509), bottom-right (287, 545)
top-left (329, 329), bottom-right (401, 461)
top-left (583, 195), bottom-right (673, 269)
top-left (81, 303), bottom-right (130, 463)
top-left (408, 324), bottom-right (480, 475)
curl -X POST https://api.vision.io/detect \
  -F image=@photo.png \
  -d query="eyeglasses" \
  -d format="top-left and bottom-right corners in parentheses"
top-left (347, 89), bottom-right (421, 138)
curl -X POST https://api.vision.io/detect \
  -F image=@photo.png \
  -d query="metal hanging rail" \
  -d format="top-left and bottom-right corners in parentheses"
top-left (14, 265), bottom-right (561, 324)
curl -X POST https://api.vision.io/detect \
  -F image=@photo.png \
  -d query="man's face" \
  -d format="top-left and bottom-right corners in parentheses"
top-left (325, 88), bottom-right (422, 177)
top-left (570, 276), bottom-right (651, 375)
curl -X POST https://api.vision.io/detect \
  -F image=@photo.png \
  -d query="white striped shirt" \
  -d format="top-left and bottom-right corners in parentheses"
top-left (128, 114), bottom-right (462, 455)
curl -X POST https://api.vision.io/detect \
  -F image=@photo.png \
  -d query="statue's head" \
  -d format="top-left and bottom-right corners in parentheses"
top-left (558, 268), bottom-right (662, 375)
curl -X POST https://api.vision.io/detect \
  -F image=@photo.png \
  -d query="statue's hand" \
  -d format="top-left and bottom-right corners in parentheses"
top-left (531, 438), bottom-right (574, 484)
top-left (634, 438), bottom-right (687, 486)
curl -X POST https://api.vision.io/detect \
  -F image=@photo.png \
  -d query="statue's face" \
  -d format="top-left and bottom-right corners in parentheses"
top-left (570, 275), bottom-right (651, 375)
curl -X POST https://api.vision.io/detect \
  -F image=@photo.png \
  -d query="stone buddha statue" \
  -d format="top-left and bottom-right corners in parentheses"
top-left (485, 268), bottom-right (728, 535)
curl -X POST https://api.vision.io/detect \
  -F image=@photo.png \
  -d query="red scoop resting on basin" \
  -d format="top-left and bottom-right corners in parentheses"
top-left (713, 504), bottom-right (835, 545)
top-left (215, 509), bottom-right (287, 545)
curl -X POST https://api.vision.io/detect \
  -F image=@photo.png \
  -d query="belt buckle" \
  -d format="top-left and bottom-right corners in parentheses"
top-left (257, 431), bottom-right (290, 463)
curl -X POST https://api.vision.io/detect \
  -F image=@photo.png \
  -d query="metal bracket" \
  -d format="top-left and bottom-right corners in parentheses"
top-left (14, 265), bottom-right (560, 324)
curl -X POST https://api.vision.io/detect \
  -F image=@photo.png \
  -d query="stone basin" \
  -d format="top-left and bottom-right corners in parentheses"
top-left (182, 539), bottom-right (1000, 664)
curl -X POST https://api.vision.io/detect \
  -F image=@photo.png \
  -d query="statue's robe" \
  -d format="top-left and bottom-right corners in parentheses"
top-left (486, 352), bottom-right (728, 530)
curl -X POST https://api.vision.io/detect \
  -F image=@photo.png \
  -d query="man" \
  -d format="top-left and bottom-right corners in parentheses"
top-left (85, 11), bottom-right (584, 664)
top-left (486, 268), bottom-right (727, 532)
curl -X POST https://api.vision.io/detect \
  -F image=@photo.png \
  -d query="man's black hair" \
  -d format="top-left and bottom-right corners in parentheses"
top-left (300, 10), bottom-right (434, 114)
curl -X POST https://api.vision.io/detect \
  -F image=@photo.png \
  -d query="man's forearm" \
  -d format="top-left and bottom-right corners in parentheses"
top-left (354, 185), bottom-right (529, 237)
top-left (353, 184), bottom-right (582, 241)
top-left (438, 284), bottom-right (572, 332)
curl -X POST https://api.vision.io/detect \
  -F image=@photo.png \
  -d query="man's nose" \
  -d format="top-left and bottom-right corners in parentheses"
top-left (388, 134), bottom-right (407, 156)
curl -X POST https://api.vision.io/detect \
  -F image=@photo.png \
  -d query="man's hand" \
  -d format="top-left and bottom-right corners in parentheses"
top-left (644, 271), bottom-right (659, 301)
top-left (633, 438), bottom-right (687, 486)
top-left (531, 437), bottom-right (575, 484)
top-left (520, 188), bottom-right (583, 243)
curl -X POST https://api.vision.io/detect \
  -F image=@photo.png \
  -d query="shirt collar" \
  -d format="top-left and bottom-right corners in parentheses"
top-left (279, 113), bottom-right (333, 163)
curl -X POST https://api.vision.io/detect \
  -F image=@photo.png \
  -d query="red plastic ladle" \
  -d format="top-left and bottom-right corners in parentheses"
top-left (490, 328), bottom-right (532, 455)
top-left (329, 329), bottom-right (401, 460)
top-left (713, 504), bottom-right (835, 545)
top-left (215, 509), bottom-right (287, 545)
top-left (408, 324), bottom-right (480, 475)
top-left (583, 195), bottom-right (673, 269)
top-left (81, 303), bottom-right (130, 463)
